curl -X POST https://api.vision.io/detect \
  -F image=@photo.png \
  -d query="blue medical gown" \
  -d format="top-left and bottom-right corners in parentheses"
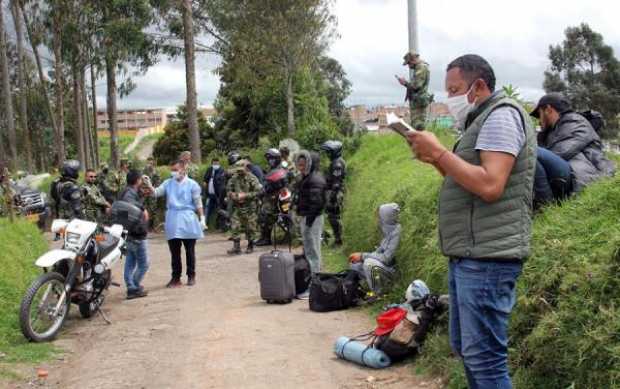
top-left (158, 178), bottom-right (204, 240)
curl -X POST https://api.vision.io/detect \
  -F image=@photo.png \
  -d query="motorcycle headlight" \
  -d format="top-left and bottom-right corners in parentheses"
top-left (66, 232), bottom-right (81, 245)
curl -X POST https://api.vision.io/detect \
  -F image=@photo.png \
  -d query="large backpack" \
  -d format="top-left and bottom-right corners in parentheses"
top-left (579, 110), bottom-right (605, 133)
top-left (110, 200), bottom-right (146, 236)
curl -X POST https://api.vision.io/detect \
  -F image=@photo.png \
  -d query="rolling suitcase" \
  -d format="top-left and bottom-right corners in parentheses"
top-left (258, 229), bottom-right (295, 304)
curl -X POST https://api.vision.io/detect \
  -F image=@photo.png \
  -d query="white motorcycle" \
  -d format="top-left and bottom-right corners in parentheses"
top-left (19, 219), bottom-right (126, 342)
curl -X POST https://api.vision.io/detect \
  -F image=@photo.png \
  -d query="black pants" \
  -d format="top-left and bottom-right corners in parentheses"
top-left (168, 239), bottom-right (196, 279)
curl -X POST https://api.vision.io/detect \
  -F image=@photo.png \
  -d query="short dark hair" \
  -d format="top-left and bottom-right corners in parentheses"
top-left (447, 54), bottom-right (496, 92)
top-left (85, 168), bottom-right (96, 174)
top-left (212, 157), bottom-right (219, 162)
top-left (126, 170), bottom-right (142, 186)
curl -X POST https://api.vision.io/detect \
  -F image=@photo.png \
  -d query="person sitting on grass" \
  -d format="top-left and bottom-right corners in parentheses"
top-left (349, 203), bottom-right (401, 294)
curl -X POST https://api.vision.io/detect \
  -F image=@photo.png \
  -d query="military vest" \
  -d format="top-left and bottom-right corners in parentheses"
top-left (438, 93), bottom-right (537, 261)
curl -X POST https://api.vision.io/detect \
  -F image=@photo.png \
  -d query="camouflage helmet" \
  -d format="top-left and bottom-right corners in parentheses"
top-left (403, 51), bottom-right (419, 65)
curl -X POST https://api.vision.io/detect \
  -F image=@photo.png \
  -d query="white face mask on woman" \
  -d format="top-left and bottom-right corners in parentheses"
top-left (445, 84), bottom-right (477, 129)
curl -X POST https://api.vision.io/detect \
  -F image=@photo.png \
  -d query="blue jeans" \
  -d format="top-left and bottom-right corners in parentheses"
top-left (534, 147), bottom-right (572, 204)
top-left (124, 239), bottom-right (149, 292)
top-left (449, 258), bottom-right (522, 389)
top-left (205, 194), bottom-right (219, 222)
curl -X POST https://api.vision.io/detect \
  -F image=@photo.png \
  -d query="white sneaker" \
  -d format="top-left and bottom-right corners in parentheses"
top-left (296, 290), bottom-right (310, 300)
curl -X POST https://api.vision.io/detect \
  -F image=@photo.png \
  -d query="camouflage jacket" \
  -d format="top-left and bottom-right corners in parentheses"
top-left (81, 183), bottom-right (108, 222)
top-left (226, 171), bottom-right (262, 209)
top-left (405, 62), bottom-right (431, 106)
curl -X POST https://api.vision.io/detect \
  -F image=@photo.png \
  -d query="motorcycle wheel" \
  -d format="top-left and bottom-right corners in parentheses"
top-left (19, 272), bottom-right (70, 342)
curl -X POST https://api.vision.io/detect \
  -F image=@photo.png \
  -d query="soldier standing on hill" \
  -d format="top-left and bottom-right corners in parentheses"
top-left (398, 51), bottom-right (431, 129)
top-left (320, 140), bottom-right (346, 246)
top-left (81, 169), bottom-right (111, 223)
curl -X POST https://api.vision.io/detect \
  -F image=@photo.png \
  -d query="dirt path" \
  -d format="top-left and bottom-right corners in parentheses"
top-left (16, 234), bottom-right (438, 389)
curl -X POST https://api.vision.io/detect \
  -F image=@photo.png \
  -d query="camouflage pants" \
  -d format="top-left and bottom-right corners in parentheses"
top-left (83, 208), bottom-right (101, 224)
top-left (144, 196), bottom-right (161, 231)
top-left (258, 195), bottom-right (278, 231)
top-left (325, 190), bottom-right (344, 241)
top-left (230, 206), bottom-right (258, 241)
top-left (409, 103), bottom-right (428, 130)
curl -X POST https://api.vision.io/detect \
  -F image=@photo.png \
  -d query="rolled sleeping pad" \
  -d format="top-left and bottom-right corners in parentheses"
top-left (334, 336), bottom-right (391, 369)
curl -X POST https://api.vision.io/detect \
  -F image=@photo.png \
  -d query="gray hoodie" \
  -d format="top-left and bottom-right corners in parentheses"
top-left (362, 203), bottom-right (401, 266)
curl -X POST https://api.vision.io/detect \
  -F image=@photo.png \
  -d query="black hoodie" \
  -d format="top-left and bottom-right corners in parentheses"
top-left (294, 150), bottom-right (326, 218)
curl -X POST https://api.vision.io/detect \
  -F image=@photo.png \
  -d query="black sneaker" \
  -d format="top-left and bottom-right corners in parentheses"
top-left (187, 276), bottom-right (196, 286)
top-left (166, 278), bottom-right (182, 288)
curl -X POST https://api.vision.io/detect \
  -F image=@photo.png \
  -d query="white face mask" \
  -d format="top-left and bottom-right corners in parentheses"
top-left (445, 84), bottom-right (476, 129)
top-left (212, 164), bottom-right (220, 170)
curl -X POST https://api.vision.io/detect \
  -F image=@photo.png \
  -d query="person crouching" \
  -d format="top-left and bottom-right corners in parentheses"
top-left (349, 203), bottom-right (401, 294)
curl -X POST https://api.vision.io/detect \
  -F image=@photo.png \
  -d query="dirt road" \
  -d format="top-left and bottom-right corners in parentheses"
top-left (18, 234), bottom-right (438, 389)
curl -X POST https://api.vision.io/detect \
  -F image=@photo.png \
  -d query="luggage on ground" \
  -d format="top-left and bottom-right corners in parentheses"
top-left (309, 270), bottom-right (361, 312)
top-left (294, 254), bottom-right (311, 295)
top-left (259, 250), bottom-right (296, 304)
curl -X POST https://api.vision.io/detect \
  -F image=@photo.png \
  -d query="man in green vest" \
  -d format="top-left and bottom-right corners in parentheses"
top-left (407, 54), bottom-right (536, 389)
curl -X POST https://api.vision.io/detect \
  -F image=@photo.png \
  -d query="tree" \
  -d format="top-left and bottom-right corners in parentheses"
top-left (0, 0), bottom-right (18, 169)
top-left (11, 1), bottom-right (33, 171)
top-left (210, 0), bottom-right (336, 137)
top-left (181, 0), bottom-right (201, 164)
top-left (544, 23), bottom-right (620, 139)
top-left (318, 55), bottom-right (353, 135)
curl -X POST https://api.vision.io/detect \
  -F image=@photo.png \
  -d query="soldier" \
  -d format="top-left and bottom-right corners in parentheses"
top-left (142, 157), bottom-right (161, 231)
top-left (51, 160), bottom-right (83, 219)
top-left (103, 159), bottom-right (129, 201)
top-left (320, 140), bottom-right (346, 246)
top-left (98, 162), bottom-right (114, 203)
top-left (226, 160), bottom-right (262, 255)
top-left (256, 148), bottom-right (283, 247)
top-left (180, 151), bottom-right (199, 179)
top-left (398, 51), bottom-right (432, 129)
top-left (81, 169), bottom-right (111, 223)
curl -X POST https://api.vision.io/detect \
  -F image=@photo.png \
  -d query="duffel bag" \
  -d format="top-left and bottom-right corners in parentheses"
top-left (309, 270), bottom-right (361, 312)
top-left (294, 254), bottom-right (312, 295)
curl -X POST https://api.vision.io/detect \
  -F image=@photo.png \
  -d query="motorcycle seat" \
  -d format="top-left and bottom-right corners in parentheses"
top-left (97, 234), bottom-right (120, 259)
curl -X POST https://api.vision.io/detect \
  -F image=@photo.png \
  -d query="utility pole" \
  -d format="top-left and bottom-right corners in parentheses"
top-left (408, 0), bottom-right (419, 79)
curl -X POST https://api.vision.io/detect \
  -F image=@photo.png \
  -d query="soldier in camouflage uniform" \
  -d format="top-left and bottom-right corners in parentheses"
top-left (180, 151), bottom-right (199, 180)
top-left (98, 163), bottom-right (114, 203)
top-left (320, 140), bottom-right (346, 246)
top-left (81, 169), bottom-right (111, 223)
top-left (142, 157), bottom-right (162, 231)
top-left (256, 148), bottom-right (284, 247)
top-left (398, 51), bottom-right (432, 129)
top-left (226, 160), bottom-right (262, 255)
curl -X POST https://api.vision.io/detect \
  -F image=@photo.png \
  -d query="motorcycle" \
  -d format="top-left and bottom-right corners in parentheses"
top-left (19, 219), bottom-right (126, 342)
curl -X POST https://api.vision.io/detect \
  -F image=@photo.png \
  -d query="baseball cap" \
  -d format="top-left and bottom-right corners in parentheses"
top-left (530, 93), bottom-right (571, 118)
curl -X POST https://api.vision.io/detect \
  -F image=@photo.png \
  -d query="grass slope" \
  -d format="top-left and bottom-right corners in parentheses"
top-left (331, 134), bottom-right (620, 389)
top-left (0, 219), bottom-right (55, 378)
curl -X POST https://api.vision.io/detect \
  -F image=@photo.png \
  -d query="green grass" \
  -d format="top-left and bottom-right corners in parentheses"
top-left (0, 219), bottom-right (56, 376)
top-left (327, 133), bottom-right (620, 389)
top-left (98, 135), bottom-right (135, 165)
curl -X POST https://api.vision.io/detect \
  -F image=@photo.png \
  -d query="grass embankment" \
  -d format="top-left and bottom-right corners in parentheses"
top-left (328, 134), bottom-right (620, 389)
top-left (0, 219), bottom-right (55, 379)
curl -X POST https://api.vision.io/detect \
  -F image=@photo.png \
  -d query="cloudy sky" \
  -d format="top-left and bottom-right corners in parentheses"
top-left (108, 0), bottom-right (620, 110)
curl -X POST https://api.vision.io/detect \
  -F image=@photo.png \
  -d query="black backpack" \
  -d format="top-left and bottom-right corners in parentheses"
top-left (580, 110), bottom-right (605, 133)
top-left (294, 254), bottom-right (311, 295)
top-left (110, 200), bottom-right (146, 236)
top-left (309, 270), bottom-right (362, 312)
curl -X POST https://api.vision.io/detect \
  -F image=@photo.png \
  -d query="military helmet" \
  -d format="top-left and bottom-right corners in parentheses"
top-left (265, 148), bottom-right (282, 169)
top-left (61, 160), bottom-right (81, 180)
top-left (227, 151), bottom-right (241, 166)
top-left (320, 140), bottom-right (343, 159)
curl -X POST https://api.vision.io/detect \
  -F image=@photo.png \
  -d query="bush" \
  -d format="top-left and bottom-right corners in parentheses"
top-left (0, 219), bottom-right (55, 372)
top-left (334, 133), bottom-right (620, 388)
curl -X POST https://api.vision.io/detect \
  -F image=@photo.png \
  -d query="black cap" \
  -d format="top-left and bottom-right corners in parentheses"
top-left (530, 93), bottom-right (571, 118)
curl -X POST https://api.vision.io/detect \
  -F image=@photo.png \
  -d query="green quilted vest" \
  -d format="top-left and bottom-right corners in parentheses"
top-left (438, 92), bottom-right (537, 261)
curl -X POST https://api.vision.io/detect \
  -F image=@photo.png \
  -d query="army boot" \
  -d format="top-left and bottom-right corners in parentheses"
top-left (227, 239), bottom-right (242, 255)
top-left (245, 240), bottom-right (254, 254)
top-left (254, 227), bottom-right (272, 247)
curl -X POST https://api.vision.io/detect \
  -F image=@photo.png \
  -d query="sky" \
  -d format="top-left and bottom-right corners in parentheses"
top-left (104, 0), bottom-right (620, 110)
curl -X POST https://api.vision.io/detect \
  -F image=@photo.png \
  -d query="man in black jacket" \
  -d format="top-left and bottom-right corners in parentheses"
top-left (203, 158), bottom-right (226, 230)
top-left (293, 150), bottom-right (326, 298)
top-left (118, 170), bottom-right (150, 300)
top-left (531, 93), bottom-right (616, 206)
